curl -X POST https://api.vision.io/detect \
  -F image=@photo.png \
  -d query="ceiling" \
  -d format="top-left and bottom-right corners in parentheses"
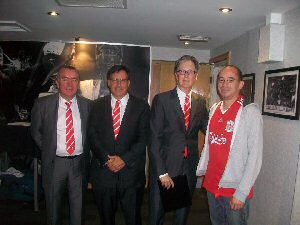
top-left (0, 0), bottom-right (299, 50)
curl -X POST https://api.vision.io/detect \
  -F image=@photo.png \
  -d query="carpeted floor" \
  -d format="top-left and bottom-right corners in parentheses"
top-left (0, 188), bottom-right (211, 225)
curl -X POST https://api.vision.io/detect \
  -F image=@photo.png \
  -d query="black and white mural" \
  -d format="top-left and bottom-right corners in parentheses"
top-left (0, 41), bottom-right (150, 123)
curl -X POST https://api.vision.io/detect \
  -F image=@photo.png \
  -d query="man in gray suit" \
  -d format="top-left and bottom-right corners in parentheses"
top-left (31, 66), bottom-right (90, 225)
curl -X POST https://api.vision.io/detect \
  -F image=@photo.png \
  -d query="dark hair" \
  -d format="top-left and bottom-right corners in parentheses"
top-left (57, 65), bottom-right (79, 79)
top-left (174, 55), bottom-right (199, 73)
top-left (106, 65), bottom-right (130, 80)
top-left (217, 65), bottom-right (243, 81)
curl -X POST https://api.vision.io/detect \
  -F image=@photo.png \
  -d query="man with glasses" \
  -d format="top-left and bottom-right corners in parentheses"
top-left (149, 55), bottom-right (208, 225)
top-left (31, 66), bottom-right (90, 225)
top-left (88, 65), bottom-right (150, 225)
top-left (197, 65), bottom-right (263, 225)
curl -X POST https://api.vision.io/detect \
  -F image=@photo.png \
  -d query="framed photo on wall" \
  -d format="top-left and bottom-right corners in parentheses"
top-left (242, 73), bottom-right (255, 104)
top-left (262, 66), bottom-right (300, 120)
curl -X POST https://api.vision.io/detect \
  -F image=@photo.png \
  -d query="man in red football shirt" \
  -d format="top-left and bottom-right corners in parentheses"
top-left (197, 65), bottom-right (263, 225)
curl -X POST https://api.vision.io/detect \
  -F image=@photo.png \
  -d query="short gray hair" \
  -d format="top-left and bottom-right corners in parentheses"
top-left (174, 55), bottom-right (199, 73)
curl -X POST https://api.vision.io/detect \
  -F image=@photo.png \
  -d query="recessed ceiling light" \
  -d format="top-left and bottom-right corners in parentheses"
top-left (184, 41), bottom-right (190, 46)
top-left (219, 7), bottom-right (232, 14)
top-left (47, 11), bottom-right (60, 16)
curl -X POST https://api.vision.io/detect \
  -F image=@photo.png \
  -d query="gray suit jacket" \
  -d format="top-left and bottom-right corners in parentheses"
top-left (31, 93), bottom-right (90, 188)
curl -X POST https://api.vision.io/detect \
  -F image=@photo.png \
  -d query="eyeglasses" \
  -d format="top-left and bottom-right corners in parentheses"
top-left (218, 78), bottom-right (236, 84)
top-left (59, 77), bottom-right (79, 83)
top-left (109, 78), bottom-right (129, 84)
top-left (176, 69), bottom-right (197, 76)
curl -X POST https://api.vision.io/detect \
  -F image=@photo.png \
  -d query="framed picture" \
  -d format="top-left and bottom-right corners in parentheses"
top-left (209, 51), bottom-right (231, 66)
top-left (242, 73), bottom-right (255, 104)
top-left (262, 66), bottom-right (300, 120)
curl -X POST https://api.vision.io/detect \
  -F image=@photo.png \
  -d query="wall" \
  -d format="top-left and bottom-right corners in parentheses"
top-left (211, 5), bottom-right (300, 225)
top-left (151, 46), bottom-right (210, 63)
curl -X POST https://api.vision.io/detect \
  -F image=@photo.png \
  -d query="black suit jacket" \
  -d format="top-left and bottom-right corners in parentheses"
top-left (88, 94), bottom-right (150, 188)
top-left (31, 93), bottom-right (91, 188)
top-left (149, 88), bottom-right (208, 190)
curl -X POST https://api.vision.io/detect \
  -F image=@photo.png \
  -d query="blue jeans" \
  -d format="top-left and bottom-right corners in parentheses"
top-left (207, 191), bottom-right (251, 225)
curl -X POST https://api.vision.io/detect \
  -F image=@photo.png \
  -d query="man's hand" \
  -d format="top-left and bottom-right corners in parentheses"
top-left (230, 197), bottom-right (244, 210)
top-left (159, 175), bottom-right (174, 189)
top-left (107, 155), bottom-right (125, 173)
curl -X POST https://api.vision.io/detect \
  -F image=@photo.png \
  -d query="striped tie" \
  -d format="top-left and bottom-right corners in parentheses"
top-left (184, 94), bottom-right (191, 129)
top-left (65, 101), bottom-right (75, 155)
top-left (113, 100), bottom-right (121, 140)
top-left (183, 94), bottom-right (191, 158)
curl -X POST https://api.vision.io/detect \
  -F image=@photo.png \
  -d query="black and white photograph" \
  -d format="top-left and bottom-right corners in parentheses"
top-left (0, 41), bottom-right (150, 124)
top-left (262, 66), bottom-right (300, 120)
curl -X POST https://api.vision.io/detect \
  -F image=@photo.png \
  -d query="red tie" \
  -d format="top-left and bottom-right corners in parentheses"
top-left (66, 101), bottom-right (75, 155)
top-left (113, 100), bottom-right (121, 140)
top-left (184, 94), bottom-right (191, 157)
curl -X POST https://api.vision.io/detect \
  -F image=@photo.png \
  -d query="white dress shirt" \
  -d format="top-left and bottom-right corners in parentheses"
top-left (111, 93), bottom-right (129, 125)
top-left (176, 86), bottom-right (192, 113)
top-left (56, 95), bottom-right (83, 156)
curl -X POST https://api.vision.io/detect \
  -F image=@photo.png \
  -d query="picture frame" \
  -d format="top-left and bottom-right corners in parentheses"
top-left (209, 51), bottom-right (231, 66)
top-left (262, 66), bottom-right (300, 120)
top-left (242, 73), bottom-right (255, 104)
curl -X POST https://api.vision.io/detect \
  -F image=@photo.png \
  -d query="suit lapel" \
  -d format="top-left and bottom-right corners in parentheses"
top-left (188, 92), bottom-right (200, 132)
top-left (48, 94), bottom-right (59, 152)
top-left (104, 95), bottom-right (115, 140)
top-left (117, 95), bottom-right (133, 141)
top-left (170, 88), bottom-right (186, 131)
top-left (77, 96), bottom-right (87, 144)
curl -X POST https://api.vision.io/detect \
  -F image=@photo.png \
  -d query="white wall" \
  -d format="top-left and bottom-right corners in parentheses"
top-left (211, 5), bottom-right (300, 225)
top-left (151, 46), bottom-right (210, 63)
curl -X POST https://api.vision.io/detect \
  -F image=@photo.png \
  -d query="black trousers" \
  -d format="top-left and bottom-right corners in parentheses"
top-left (149, 159), bottom-right (196, 225)
top-left (149, 182), bottom-right (191, 225)
top-left (92, 183), bottom-right (144, 225)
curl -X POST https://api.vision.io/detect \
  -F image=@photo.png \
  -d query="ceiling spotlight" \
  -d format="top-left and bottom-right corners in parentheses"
top-left (184, 41), bottom-right (190, 46)
top-left (219, 7), bottom-right (232, 13)
top-left (47, 11), bottom-right (60, 16)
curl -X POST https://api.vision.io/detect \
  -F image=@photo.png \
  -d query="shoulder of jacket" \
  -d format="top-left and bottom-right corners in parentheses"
top-left (77, 95), bottom-right (91, 103)
top-left (130, 95), bottom-right (149, 107)
top-left (243, 103), bottom-right (261, 114)
top-left (156, 89), bottom-right (173, 98)
top-left (35, 93), bottom-right (57, 104)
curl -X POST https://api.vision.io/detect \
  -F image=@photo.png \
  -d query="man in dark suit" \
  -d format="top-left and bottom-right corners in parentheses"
top-left (149, 55), bottom-right (209, 225)
top-left (31, 66), bottom-right (90, 225)
top-left (88, 65), bottom-right (150, 225)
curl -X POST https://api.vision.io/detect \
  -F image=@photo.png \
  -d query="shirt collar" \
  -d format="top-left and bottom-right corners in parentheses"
top-left (176, 86), bottom-right (191, 98)
top-left (59, 95), bottom-right (77, 108)
top-left (111, 93), bottom-right (129, 106)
